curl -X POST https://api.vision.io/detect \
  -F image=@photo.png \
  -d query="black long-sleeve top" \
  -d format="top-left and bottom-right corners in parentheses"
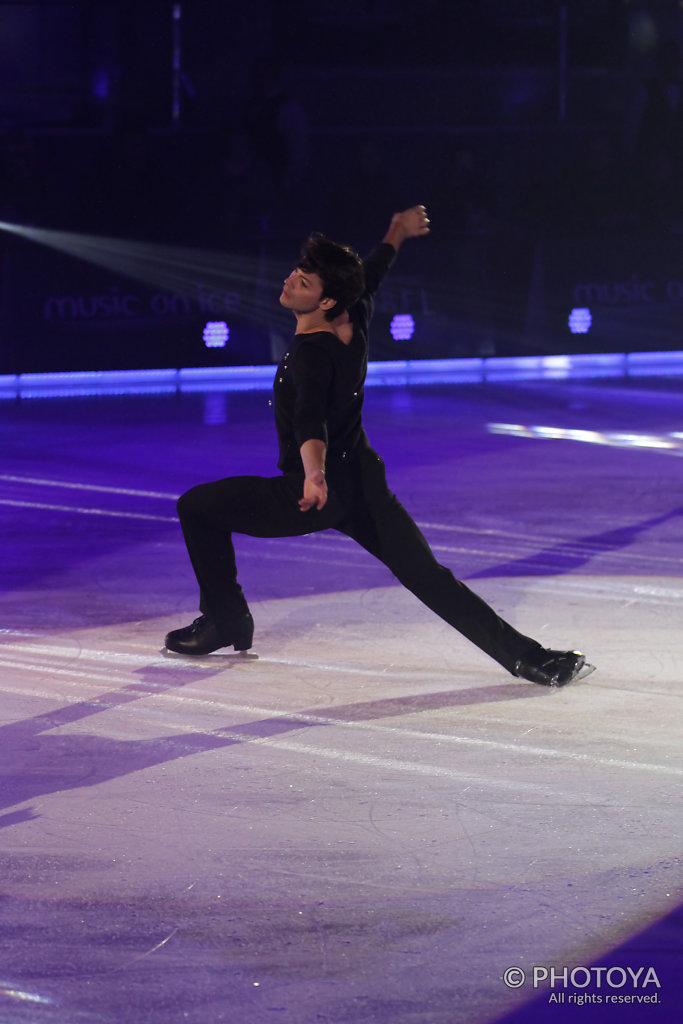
top-left (273, 242), bottom-right (396, 472)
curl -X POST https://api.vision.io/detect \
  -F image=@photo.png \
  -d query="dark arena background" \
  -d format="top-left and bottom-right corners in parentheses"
top-left (0, 4), bottom-right (681, 1024)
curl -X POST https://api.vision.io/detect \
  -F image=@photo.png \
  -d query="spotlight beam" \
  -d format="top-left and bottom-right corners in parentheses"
top-left (0, 221), bottom-right (292, 330)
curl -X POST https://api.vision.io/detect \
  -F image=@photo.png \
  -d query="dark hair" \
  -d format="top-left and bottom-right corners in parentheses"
top-left (298, 233), bottom-right (365, 320)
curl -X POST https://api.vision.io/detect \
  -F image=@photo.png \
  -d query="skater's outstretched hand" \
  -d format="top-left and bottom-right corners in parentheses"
top-left (383, 205), bottom-right (430, 250)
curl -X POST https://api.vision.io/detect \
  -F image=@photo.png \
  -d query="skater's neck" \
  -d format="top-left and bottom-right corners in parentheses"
top-left (294, 308), bottom-right (352, 344)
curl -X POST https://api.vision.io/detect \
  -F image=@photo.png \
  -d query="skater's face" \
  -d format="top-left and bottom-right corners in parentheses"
top-left (280, 267), bottom-right (333, 315)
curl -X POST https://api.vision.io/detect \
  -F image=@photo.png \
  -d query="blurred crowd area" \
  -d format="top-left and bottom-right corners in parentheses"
top-left (4, 71), bottom-right (683, 254)
top-left (4, 1), bottom-right (683, 368)
top-left (2, 1), bottom-right (683, 252)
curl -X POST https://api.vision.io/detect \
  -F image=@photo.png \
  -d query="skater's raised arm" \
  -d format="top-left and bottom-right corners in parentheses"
top-left (359, 205), bottom-right (430, 307)
top-left (382, 204), bottom-right (430, 251)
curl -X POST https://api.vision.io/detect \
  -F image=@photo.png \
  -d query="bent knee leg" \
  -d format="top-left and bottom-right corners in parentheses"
top-left (176, 479), bottom-right (233, 527)
top-left (177, 483), bottom-right (205, 522)
top-left (177, 476), bottom-right (269, 533)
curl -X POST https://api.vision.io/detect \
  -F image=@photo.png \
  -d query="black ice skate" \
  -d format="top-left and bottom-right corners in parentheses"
top-left (514, 647), bottom-right (594, 687)
top-left (164, 613), bottom-right (254, 656)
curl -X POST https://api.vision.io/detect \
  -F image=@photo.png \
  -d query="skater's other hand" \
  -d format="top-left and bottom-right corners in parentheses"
top-left (299, 471), bottom-right (327, 511)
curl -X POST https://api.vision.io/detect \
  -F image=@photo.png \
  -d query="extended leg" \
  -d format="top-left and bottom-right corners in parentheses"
top-left (337, 449), bottom-right (549, 675)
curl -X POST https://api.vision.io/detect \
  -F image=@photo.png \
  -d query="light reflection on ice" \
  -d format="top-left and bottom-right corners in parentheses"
top-left (488, 424), bottom-right (683, 452)
top-left (0, 984), bottom-right (52, 1005)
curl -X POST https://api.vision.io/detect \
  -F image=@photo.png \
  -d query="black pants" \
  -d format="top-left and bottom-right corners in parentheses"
top-left (176, 444), bottom-right (539, 674)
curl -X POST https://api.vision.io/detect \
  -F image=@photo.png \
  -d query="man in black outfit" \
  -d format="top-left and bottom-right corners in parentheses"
top-left (165, 205), bottom-right (590, 687)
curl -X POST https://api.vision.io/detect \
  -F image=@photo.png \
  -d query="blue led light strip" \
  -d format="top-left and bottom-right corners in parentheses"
top-left (1, 351), bottom-right (682, 399)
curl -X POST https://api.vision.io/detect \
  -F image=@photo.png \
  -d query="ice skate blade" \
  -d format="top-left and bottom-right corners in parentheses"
top-left (546, 661), bottom-right (596, 686)
top-left (160, 647), bottom-right (259, 661)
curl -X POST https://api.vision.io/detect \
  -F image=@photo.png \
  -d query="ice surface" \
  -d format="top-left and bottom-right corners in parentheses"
top-left (0, 378), bottom-right (681, 1023)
